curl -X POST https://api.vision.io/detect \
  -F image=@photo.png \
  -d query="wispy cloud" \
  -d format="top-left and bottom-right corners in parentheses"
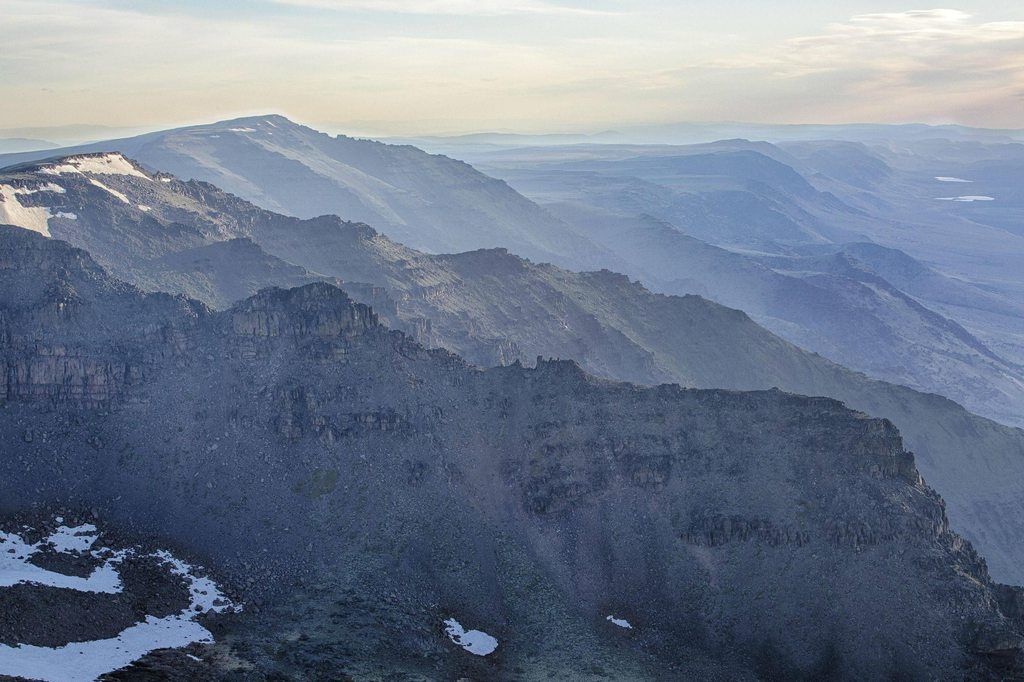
top-left (682, 8), bottom-right (1024, 126)
top-left (775, 9), bottom-right (1024, 76)
top-left (268, 0), bottom-right (617, 16)
top-left (0, 2), bottom-right (1022, 132)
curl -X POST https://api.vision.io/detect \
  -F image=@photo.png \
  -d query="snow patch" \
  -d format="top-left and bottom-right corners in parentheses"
top-left (0, 518), bottom-right (239, 682)
top-left (936, 195), bottom-right (995, 202)
top-left (0, 184), bottom-right (54, 237)
top-left (46, 524), bottom-right (99, 553)
top-left (228, 127), bottom-right (256, 133)
top-left (152, 550), bottom-right (233, 613)
top-left (159, 177), bottom-right (173, 183)
top-left (606, 615), bottom-right (633, 629)
top-left (9, 182), bottom-right (65, 196)
top-left (0, 615), bottom-right (216, 682)
top-left (935, 176), bottom-right (972, 183)
top-left (138, 205), bottom-right (151, 212)
top-left (88, 178), bottom-right (130, 204)
top-left (52, 212), bottom-right (77, 220)
top-left (0, 526), bottom-right (121, 593)
top-left (40, 153), bottom-right (149, 180)
top-left (443, 618), bottom-right (498, 656)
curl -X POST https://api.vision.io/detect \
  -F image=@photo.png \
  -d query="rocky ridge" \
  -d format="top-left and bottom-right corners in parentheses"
top-left (0, 228), bottom-right (1023, 679)
top-left (1, 152), bottom-right (1024, 587)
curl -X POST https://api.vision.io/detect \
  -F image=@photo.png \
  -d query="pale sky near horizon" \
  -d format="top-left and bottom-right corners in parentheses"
top-left (1, 0), bottom-right (1022, 135)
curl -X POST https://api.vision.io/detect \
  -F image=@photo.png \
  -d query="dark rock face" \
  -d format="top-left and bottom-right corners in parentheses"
top-left (1, 229), bottom-right (1022, 679)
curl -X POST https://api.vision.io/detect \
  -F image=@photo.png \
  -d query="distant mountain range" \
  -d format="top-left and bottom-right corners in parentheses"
top-left (0, 115), bottom-right (613, 271)
top-left (453, 137), bottom-right (1024, 428)
top-left (387, 121), bottom-right (1024, 150)
top-left (3, 151), bottom-right (1024, 588)
top-left (5, 117), bottom-right (1022, 430)
top-left (0, 138), bottom-right (57, 154)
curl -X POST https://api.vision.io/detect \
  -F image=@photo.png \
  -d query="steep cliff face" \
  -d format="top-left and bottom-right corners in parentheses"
top-left (0, 229), bottom-right (204, 410)
top-left (3, 156), bottom-right (1024, 593)
top-left (0, 230), bottom-right (1022, 679)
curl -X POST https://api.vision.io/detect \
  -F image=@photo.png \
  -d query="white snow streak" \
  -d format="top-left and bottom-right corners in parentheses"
top-left (0, 615), bottom-right (215, 682)
top-left (40, 153), bottom-right (149, 180)
top-left (152, 550), bottom-right (233, 613)
top-left (606, 615), bottom-right (633, 629)
top-left (0, 526), bottom-right (121, 593)
top-left (0, 519), bottom-right (239, 682)
top-left (8, 182), bottom-right (65, 196)
top-left (88, 178), bottom-right (130, 204)
top-left (46, 524), bottom-right (99, 553)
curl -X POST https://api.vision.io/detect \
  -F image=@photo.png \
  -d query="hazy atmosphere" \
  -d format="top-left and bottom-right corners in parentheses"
top-left (3, 0), bottom-right (1024, 135)
top-left (4, 2), bottom-right (1024, 680)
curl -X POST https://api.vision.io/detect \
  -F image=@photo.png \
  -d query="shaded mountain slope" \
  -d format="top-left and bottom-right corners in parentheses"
top-left (5, 123), bottom-right (1022, 433)
top-left (1, 156), bottom-right (1024, 587)
top-left (1, 228), bottom-right (1023, 679)
top-left (146, 237), bottom-right (330, 310)
top-left (548, 203), bottom-right (1024, 428)
top-left (464, 139), bottom-right (1024, 426)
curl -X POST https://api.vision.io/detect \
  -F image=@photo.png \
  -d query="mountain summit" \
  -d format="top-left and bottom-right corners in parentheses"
top-left (0, 115), bottom-right (615, 270)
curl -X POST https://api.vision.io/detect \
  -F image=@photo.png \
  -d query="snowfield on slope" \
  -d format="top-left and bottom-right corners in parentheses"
top-left (0, 518), bottom-right (239, 682)
top-left (0, 183), bottom-right (68, 236)
top-left (39, 153), bottom-right (150, 179)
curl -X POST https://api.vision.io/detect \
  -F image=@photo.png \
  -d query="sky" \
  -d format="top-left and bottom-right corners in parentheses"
top-left (1, 0), bottom-right (1023, 136)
